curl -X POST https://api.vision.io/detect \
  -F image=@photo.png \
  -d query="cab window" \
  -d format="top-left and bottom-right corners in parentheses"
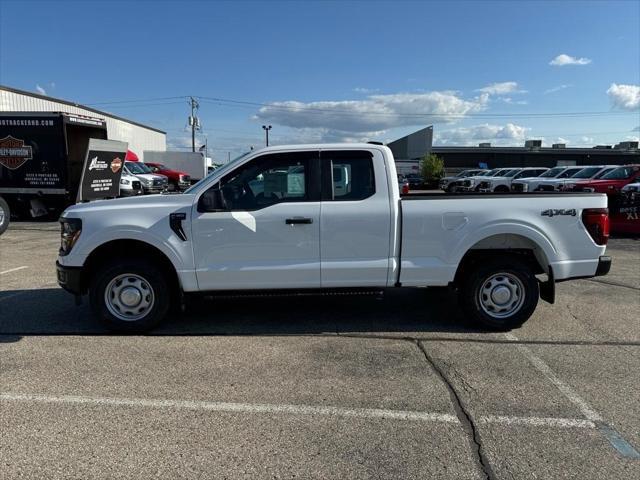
top-left (322, 150), bottom-right (375, 201)
top-left (216, 152), bottom-right (313, 210)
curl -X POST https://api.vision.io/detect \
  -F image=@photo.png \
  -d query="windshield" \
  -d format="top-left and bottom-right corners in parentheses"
top-left (184, 151), bottom-right (253, 194)
top-left (601, 166), bottom-right (638, 180)
top-left (539, 167), bottom-right (565, 178)
top-left (571, 167), bottom-right (602, 179)
top-left (594, 168), bottom-right (614, 178)
top-left (125, 161), bottom-right (152, 174)
top-left (494, 169), bottom-right (513, 177)
top-left (482, 169), bottom-right (500, 176)
top-left (504, 169), bottom-right (521, 178)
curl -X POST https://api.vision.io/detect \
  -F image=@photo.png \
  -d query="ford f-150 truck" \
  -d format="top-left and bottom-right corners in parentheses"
top-left (56, 144), bottom-right (611, 332)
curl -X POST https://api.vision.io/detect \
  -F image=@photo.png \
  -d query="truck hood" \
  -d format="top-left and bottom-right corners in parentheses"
top-left (62, 193), bottom-right (195, 217)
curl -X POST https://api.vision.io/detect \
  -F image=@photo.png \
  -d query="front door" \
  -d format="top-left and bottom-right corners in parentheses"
top-left (192, 151), bottom-right (321, 290)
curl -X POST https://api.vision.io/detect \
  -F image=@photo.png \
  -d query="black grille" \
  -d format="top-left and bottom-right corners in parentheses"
top-left (538, 184), bottom-right (555, 192)
top-left (511, 183), bottom-right (524, 192)
top-left (479, 181), bottom-right (490, 189)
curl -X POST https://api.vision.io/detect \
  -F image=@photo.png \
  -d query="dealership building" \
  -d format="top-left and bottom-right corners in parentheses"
top-left (0, 85), bottom-right (166, 160)
top-left (388, 126), bottom-right (640, 173)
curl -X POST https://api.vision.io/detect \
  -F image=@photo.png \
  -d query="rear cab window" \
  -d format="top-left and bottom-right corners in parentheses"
top-left (321, 150), bottom-right (376, 201)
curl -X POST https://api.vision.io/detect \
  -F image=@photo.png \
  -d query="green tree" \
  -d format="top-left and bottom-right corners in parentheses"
top-left (420, 153), bottom-right (445, 185)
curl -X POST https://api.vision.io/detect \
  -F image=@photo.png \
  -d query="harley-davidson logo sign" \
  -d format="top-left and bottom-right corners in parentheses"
top-left (0, 135), bottom-right (33, 170)
top-left (110, 157), bottom-right (122, 173)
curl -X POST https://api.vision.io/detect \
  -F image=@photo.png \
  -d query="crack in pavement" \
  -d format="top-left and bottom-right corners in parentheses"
top-left (413, 338), bottom-right (495, 480)
top-left (583, 278), bottom-right (640, 291)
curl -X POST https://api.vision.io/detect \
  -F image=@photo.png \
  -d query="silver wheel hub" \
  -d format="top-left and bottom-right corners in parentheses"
top-left (105, 273), bottom-right (154, 322)
top-left (479, 273), bottom-right (525, 319)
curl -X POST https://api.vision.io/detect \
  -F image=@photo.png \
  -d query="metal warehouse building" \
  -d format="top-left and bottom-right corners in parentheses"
top-left (0, 85), bottom-right (166, 160)
top-left (431, 141), bottom-right (639, 170)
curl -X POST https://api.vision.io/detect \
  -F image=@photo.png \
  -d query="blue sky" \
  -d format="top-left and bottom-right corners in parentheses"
top-left (1, 0), bottom-right (639, 159)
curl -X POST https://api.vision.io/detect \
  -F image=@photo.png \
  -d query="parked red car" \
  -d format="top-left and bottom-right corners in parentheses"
top-left (143, 162), bottom-right (191, 191)
top-left (572, 165), bottom-right (640, 194)
top-left (573, 165), bottom-right (640, 235)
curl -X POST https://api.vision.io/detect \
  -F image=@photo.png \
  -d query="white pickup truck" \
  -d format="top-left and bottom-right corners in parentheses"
top-left (56, 144), bottom-right (612, 332)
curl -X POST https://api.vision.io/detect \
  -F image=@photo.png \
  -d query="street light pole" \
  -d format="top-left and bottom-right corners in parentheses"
top-left (262, 125), bottom-right (272, 147)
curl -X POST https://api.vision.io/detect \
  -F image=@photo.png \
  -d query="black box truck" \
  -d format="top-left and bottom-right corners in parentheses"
top-left (0, 112), bottom-right (107, 234)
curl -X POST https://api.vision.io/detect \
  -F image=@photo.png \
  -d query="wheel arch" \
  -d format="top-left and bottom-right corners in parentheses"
top-left (454, 233), bottom-right (551, 286)
top-left (80, 239), bottom-right (181, 295)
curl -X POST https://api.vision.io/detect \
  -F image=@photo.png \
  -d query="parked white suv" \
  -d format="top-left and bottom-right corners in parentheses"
top-left (454, 168), bottom-right (511, 192)
top-left (478, 167), bottom-right (548, 193)
top-left (439, 169), bottom-right (486, 192)
top-left (511, 166), bottom-right (584, 192)
top-left (119, 170), bottom-right (144, 197)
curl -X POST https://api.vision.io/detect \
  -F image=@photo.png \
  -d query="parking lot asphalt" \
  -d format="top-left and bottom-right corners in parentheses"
top-left (1, 222), bottom-right (639, 479)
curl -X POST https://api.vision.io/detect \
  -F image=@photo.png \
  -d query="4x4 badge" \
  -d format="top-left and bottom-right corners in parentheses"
top-left (541, 209), bottom-right (576, 217)
top-left (0, 135), bottom-right (33, 170)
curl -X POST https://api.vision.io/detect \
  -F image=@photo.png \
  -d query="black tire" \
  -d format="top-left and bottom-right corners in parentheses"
top-left (459, 257), bottom-right (539, 330)
top-left (90, 259), bottom-right (171, 332)
top-left (0, 197), bottom-right (10, 236)
top-left (494, 185), bottom-right (509, 193)
top-left (446, 184), bottom-right (455, 193)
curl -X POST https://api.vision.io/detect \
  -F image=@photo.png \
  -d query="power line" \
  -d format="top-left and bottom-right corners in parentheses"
top-left (81, 94), bottom-right (638, 119)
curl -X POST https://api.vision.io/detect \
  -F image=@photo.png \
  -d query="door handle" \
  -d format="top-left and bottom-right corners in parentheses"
top-left (285, 217), bottom-right (313, 225)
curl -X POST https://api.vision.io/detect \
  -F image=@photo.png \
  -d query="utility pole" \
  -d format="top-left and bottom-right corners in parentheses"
top-left (262, 125), bottom-right (272, 147)
top-left (189, 97), bottom-right (200, 152)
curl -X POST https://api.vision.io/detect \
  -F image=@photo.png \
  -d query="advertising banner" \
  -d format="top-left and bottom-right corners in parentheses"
top-left (77, 139), bottom-right (128, 202)
top-left (0, 115), bottom-right (66, 192)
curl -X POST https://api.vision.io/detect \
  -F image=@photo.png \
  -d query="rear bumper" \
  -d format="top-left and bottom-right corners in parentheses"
top-left (56, 261), bottom-right (83, 295)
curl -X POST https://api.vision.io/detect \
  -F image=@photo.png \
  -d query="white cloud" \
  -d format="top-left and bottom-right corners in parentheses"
top-left (435, 123), bottom-right (529, 145)
top-left (35, 84), bottom-right (47, 95)
top-left (500, 97), bottom-right (528, 105)
top-left (549, 54), bottom-right (592, 66)
top-left (607, 83), bottom-right (640, 110)
top-left (579, 136), bottom-right (594, 146)
top-left (554, 137), bottom-right (569, 145)
top-left (353, 87), bottom-right (379, 94)
top-left (254, 91), bottom-right (489, 139)
top-left (476, 81), bottom-right (524, 95)
top-left (544, 84), bottom-right (572, 94)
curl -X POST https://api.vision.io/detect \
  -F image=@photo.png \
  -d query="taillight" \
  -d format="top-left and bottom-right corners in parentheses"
top-left (581, 208), bottom-right (609, 246)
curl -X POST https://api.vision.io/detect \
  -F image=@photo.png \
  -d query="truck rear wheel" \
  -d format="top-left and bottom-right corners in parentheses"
top-left (459, 257), bottom-right (539, 330)
top-left (0, 197), bottom-right (10, 235)
top-left (90, 259), bottom-right (170, 332)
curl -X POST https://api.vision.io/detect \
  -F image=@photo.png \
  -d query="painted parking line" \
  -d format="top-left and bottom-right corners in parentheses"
top-left (505, 332), bottom-right (640, 459)
top-left (0, 392), bottom-right (600, 429)
top-left (0, 266), bottom-right (28, 275)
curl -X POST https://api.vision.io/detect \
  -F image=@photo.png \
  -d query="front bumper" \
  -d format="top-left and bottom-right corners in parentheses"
top-left (56, 261), bottom-right (84, 295)
top-left (120, 188), bottom-right (144, 197)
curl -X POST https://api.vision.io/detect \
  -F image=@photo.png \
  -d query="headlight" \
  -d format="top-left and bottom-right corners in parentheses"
top-left (120, 179), bottom-right (131, 185)
top-left (59, 218), bottom-right (82, 256)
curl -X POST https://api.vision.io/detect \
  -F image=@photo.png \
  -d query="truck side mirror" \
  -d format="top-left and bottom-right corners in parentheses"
top-left (198, 187), bottom-right (227, 212)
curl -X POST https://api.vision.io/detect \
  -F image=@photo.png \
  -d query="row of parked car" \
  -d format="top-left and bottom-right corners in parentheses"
top-left (119, 161), bottom-right (192, 196)
top-left (439, 164), bottom-right (640, 195)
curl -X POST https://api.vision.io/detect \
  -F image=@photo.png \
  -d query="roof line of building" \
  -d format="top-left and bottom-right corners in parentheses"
top-left (0, 85), bottom-right (166, 134)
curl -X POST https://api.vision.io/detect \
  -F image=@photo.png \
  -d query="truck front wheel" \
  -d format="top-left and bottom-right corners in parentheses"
top-left (90, 259), bottom-right (170, 332)
top-left (459, 257), bottom-right (539, 330)
top-left (0, 197), bottom-right (10, 235)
